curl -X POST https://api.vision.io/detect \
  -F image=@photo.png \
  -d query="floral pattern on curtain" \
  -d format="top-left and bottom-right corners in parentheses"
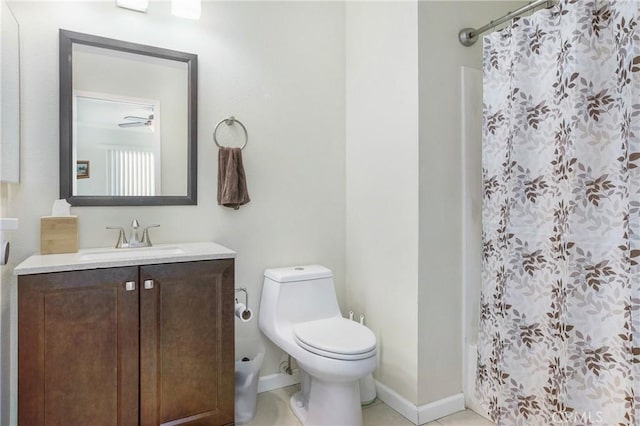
top-left (478, 1), bottom-right (640, 424)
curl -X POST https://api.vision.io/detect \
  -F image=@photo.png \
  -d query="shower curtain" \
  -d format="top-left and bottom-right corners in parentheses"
top-left (478, 1), bottom-right (640, 424)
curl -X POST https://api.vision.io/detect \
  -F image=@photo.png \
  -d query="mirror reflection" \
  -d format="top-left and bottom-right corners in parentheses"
top-left (75, 94), bottom-right (160, 196)
top-left (60, 30), bottom-right (197, 206)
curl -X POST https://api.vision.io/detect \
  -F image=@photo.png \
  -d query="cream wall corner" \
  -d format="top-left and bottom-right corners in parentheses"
top-left (345, 0), bottom-right (420, 405)
top-left (417, 0), bottom-right (528, 406)
top-left (345, 0), bottom-right (528, 411)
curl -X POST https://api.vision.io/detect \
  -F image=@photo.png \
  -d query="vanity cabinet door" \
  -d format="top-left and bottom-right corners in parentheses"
top-left (18, 267), bottom-right (140, 426)
top-left (139, 259), bottom-right (235, 426)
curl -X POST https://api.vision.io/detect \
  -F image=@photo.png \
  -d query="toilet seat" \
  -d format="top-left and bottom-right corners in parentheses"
top-left (293, 317), bottom-right (376, 361)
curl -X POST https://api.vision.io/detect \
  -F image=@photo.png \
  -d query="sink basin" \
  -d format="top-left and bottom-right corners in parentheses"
top-left (80, 246), bottom-right (185, 261)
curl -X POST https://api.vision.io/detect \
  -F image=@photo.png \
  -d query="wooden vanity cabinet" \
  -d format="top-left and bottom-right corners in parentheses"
top-left (139, 261), bottom-right (234, 425)
top-left (19, 266), bottom-right (140, 426)
top-left (18, 259), bottom-right (234, 426)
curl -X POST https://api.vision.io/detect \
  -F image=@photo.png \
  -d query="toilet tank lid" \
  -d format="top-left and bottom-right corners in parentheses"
top-left (264, 265), bottom-right (332, 283)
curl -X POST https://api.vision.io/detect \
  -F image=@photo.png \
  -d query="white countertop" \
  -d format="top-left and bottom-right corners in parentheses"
top-left (14, 242), bottom-right (236, 276)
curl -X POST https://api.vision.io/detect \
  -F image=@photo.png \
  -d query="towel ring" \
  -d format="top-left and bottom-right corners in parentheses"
top-left (213, 116), bottom-right (248, 150)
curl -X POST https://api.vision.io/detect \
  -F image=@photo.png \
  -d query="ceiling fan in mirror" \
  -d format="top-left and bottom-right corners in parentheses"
top-left (118, 114), bottom-right (154, 128)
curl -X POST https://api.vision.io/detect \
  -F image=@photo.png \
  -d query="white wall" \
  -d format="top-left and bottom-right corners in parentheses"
top-left (0, 2), bottom-right (19, 422)
top-left (1, 0), bottom-right (20, 183)
top-left (345, 1), bottom-right (420, 404)
top-left (6, 1), bottom-right (345, 423)
top-left (417, 0), bottom-right (527, 406)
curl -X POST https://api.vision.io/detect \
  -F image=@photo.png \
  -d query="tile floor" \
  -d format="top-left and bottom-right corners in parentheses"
top-left (247, 385), bottom-right (495, 426)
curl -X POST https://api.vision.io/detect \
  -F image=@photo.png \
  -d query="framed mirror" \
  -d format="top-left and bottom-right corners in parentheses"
top-left (59, 29), bottom-right (197, 206)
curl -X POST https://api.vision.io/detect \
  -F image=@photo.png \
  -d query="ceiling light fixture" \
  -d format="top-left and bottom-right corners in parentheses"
top-left (116, 0), bottom-right (148, 13)
top-left (171, 0), bottom-right (201, 19)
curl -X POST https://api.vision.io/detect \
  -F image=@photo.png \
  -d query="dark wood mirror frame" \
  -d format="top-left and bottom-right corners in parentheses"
top-left (59, 29), bottom-right (198, 206)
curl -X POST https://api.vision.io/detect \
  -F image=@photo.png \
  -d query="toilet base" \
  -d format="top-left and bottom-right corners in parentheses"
top-left (289, 375), bottom-right (363, 426)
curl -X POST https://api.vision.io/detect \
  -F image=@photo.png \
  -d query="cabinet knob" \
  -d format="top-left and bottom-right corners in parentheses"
top-left (125, 281), bottom-right (136, 291)
top-left (144, 279), bottom-right (154, 290)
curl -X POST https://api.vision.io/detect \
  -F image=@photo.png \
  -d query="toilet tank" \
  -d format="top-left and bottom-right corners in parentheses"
top-left (260, 265), bottom-right (341, 326)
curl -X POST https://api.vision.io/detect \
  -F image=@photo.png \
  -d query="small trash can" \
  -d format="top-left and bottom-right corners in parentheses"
top-left (235, 337), bottom-right (265, 424)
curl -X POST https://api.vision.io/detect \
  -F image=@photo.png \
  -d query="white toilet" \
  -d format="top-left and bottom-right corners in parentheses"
top-left (259, 265), bottom-right (377, 426)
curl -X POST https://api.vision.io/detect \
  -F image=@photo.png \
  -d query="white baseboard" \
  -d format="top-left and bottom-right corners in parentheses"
top-left (257, 371), bottom-right (300, 394)
top-left (375, 380), bottom-right (419, 424)
top-left (256, 374), bottom-right (464, 425)
top-left (375, 380), bottom-right (465, 425)
top-left (418, 393), bottom-right (465, 424)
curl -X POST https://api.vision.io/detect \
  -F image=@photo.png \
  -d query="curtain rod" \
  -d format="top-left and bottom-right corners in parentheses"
top-left (459, 0), bottom-right (554, 47)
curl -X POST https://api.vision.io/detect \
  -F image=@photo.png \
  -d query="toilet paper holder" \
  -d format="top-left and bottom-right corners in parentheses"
top-left (235, 287), bottom-right (253, 321)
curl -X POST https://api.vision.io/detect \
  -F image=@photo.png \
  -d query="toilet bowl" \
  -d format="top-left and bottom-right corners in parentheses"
top-left (259, 265), bottom-right (377, 426)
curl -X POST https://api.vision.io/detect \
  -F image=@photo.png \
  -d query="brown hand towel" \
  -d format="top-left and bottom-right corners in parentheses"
top-left (218, 147), bottom-right (250, 209)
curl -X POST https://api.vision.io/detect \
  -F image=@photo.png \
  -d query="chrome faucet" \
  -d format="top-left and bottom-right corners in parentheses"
top-left (107, 220), bottom-right (160, 248)
top-left (141, 224), bottom-right (160, 246)
top-left (129, 219), bottom-right (141, 247)
top-left (106, 226), bottom-right (128, 248)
